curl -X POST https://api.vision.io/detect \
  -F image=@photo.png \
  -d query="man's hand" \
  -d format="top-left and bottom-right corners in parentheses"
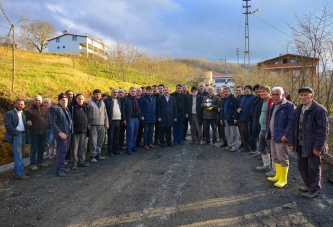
top-left (27, 120), bottom-right (32, 126)
top-left (174, 119), bottom-right (177, 121)
top-left (237, 108), bottom-right (241, 113)
top-left (234, 120), bottom-right (238, 124)
top-left (288, 146), bottom-right (294, 152)
top-left (141, 117), bottom-right (144, 121)
top-left (220, 120), bottom-right (223, 125)
top-left (158, 118), bottom-right (161, 122)
top-left (204, 103), bottom-right (207, 107)
top-left (88, 124), bottom-right (91, 129)
top-left (105, 125), bottom-right (109, 130)
top-left (313, 149), bottom-right (321, 156)
top-left (58, 132), bottom-right (67, 140)
top-left (185, 114), bottom-right (188, 118)
top-left (123, 120), bottom-right (127, 125)
top-left (218, 108), bottom-right (221, 112)
top-left (281, 136), bottom-right (288, 143)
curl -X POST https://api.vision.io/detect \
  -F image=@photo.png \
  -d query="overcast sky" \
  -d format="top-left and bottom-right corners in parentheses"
top-left (0, 0), bottom-right (330, 63)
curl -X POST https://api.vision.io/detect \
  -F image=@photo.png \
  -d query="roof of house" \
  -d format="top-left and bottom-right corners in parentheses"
top-left (47, 34), bottom-right (108, 47)
top-left (213, 73), bottom-right (234, 78)
top-left (257, 53), bottom-right (318, 64)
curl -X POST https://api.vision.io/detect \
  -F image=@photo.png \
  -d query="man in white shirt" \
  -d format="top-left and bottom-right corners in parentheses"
top-left (3, 99), bottom-right (29, 179)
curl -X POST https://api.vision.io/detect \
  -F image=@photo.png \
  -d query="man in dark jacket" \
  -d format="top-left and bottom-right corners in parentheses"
top-left (182, 84), bottom-right (191, 140)
top-left (220, 87), bottom-right (240, 152)
top-left (70, 94), bottom-right (89, 169)
top-left (202, 86), bottom-right (221, 146)
top-left (266, 87), bottom-right (294, 188)
top-left (171, 84), bottom-right (188, 145)
top-left (157, 86), bottom-right (177, 147)
top-left (198, 82), bottom-right (209, 98)
top-left (49, 93), bottom-right (73, 177)
top-left (187, 86), bottom-right (203, 144)
top-left (249, 84), bottom-right (263, 154)
top-left (3, 99), bottom-right (29, 179)
top-left (139, 86), bottom-right (157, 150)
top-left (117, 89), bottom-right (126, 150)
top-left (288, 87), bottom-right (328, 198)
top-left (104, 88), bottom-right (124, 157)
top-left (25, 95), bottom-right (48, 170)
top-left (123, 87), bottom-right (142, 154)
top-left (238, 85), bottom-right (255, 152)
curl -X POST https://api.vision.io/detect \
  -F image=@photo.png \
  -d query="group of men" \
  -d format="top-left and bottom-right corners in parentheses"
top-left (3, 82), bottom-right (329, 198)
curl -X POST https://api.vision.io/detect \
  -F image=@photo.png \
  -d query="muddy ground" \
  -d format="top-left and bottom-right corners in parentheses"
top-left (0, 139), bottom-right (333, 227)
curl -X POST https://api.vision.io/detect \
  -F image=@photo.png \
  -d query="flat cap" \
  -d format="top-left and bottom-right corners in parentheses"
top-left (298, 87), bottom-right (314, 94)
top-left (58, 93), bottom-right (67, 100)
top-left (93, 89), bottom-right (102, 94)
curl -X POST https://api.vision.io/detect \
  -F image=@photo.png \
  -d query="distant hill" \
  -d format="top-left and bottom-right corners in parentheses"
top-left (175, 58), bottom-right (243, 74)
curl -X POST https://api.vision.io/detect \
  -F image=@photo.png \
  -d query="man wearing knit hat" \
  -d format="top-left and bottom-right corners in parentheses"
top-left (187, 86), bottom-right (203, 144)
top-left (249, 84), bottom-right (262, 155)
top-left (86, 89), bottom-right (109, 162)
top-left (288, 87), bottom-right (328, 198)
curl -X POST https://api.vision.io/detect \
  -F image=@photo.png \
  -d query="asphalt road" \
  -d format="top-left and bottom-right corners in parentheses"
top-left (0, 140), bottom-right (333, 227)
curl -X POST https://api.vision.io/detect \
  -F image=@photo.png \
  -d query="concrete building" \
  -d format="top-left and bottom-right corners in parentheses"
top-left (48, 32), bottom-right (108, 58)
top-left (213, 73), bottom-right (235, 93)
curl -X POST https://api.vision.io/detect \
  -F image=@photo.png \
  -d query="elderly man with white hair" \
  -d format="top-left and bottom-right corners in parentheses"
top-left (25, 95), bottom-right (49, 170)
top-left (266, 86), bottom-right (295, 188)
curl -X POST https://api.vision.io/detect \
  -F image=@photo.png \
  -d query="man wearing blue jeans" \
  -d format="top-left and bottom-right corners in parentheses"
top-left (25, 95), bottom-right (48, 171)
top-left (3, 99), bottom-right (29, 179)
top-left (123, 87), bottom-right (142, 154)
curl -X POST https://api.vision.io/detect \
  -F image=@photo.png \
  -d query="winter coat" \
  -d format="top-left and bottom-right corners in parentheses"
top-left (122, 96), bottom-right (142, 123)
top-left (86, 97), bottom-right (109, 126)
top-left (288, 101), bottom-right (328, 158)
top-left (198, 90), bottom-right (208, 98)
top-left (239, 94), bottom-right (256, 122)
top-left (170, 91), bottom-right (189, 121)
top-left (267, 99), bottom-right (295, 142)
top-left (220, 94), bottom-right (239, 126)
top-left (139, 95), bottom-right (157, 123)
top-left (3, 109), bottom-right (29, 144)
top-left (24, 104), bottom-right (48, 134)
top-left (70, 102), bottom-right (88, 134)
top-left (201, 95), bottom-right (221, 120)
top-left (156, 95), bottom-right (177, 127)
top-left (49, 104), bottom-right (73, 140)
top-left (104, 97), bottom-right (124, 121)
top-left (249, 96), bottom-right (263, 137)
top-left (187, 95), bottom-right (203, 125)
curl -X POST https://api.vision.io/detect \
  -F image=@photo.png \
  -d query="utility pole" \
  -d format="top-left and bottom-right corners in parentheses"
top-left (12, 24), bottom-right (15, 93)
top-left (236, 48), bottom-right (239, 65)
top-left (243, 0), bottom-right (251, 86)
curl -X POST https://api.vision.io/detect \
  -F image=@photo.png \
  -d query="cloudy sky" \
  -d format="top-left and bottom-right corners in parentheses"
top-left (0, 0), bottom-right (330, 63)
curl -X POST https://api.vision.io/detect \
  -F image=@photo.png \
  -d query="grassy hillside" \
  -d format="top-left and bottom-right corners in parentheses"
top-left (0, 48), bottom-right (141, 102)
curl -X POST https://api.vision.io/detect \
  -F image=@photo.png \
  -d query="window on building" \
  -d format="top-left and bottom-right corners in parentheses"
top-left (293, 70), bottom-right (300, 76)
top-left (290, 59), bottom-right (296, 63)
top-left (72, 36), bottom-right (77, 41)
top-left (215, 79), bottom-right (226, 83)
top-left (283, 59), bottom-right (288, 64)
top-left (274, 61), bottom-right (279, 64)
top-left (270, 71), bottom-right (277, 76)
top-left (56, 38), bottom-right (60, 43)
top-left (57, 46), bottom-right (59, 49)
top-left (63, 46), bottom-right (65, 48)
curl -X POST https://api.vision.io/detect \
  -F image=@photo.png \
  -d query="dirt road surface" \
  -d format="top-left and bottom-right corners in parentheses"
top-left (1, 141), bottom-right (333, 227)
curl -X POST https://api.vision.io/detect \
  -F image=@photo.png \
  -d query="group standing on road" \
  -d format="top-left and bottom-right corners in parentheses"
top-left (2, 82), bottom-right (330, 198)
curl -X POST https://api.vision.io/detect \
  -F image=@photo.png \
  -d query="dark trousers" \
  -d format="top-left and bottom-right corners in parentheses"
top-left (160, 127), bottom-right (172, 145)
top-left (29, 133), bottom-right (47, 165)
top-left (240, 121), bottom-right (251, 149)
top-left (107, 120), bottom-right (120, 154)
top-left (154, 120), bottom-right (160, 144)
top-left (56, 134), bottom-right (71, 173)
top-left (70, 133), bottom-right (87, 165)
top-left (297, 146), bottom-right (322, 192)
top-left (119, 122), bottom-right (126, 148)
top-left (218, 121), bottom-right (227, 143)
top-left (143, 123), bottom-right (154, 145)
top-left (184, 118), bottom-right (189, 139)
top-left (173, 112), bottom-right (184, 143)
top-left (250, 135), bottom-right (258, 152)
top-left (203, 119), bottom-right (217, 144)
top-left (136, 120), bottom-right (144, 146)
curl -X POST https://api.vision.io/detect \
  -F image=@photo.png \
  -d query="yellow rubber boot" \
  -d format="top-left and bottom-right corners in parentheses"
top-left (274, 166), bottom-right (289, 188)
top-left (267, 163), bottom-right (281, 182)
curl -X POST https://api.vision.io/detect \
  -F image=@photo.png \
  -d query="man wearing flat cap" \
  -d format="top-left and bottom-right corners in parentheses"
top-left (288, 87), bottom-right (328, 198)
top-left (49, 93), bottom-right (73, 177)
top-left (86, 89), bottom-right (109, 162)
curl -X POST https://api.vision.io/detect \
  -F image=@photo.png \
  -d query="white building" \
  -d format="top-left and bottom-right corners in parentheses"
top-left (213, 73), bottom-right (235, 93)
top-left (48, 32), bottom-right (108, 58)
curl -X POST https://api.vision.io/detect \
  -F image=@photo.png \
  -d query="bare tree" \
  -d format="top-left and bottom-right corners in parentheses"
top-left (19, 21), bottom-right (57, 52)
top-left (0, 0), bottom-right (27, 93)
